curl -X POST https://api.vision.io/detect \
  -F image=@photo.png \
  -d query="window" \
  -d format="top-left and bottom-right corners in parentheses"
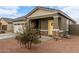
top-left (2, 25), bottom-right (7, 30)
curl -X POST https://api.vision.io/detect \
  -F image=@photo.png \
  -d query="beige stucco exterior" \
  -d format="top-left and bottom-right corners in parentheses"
top-left (28, 9), bottom-right (57, 18)
top-left (0, 7), bottom-right (76, 36)
top-left (13, 21), bottom-right (25, 25)
top-left (7, 23), bottom-right (13, 32)
top-left (0, 19), bottom-right (8, 25)
top-left (26, 7), bottom-right (76, 36)
top-left (0, 19), bottom-right (13, 32)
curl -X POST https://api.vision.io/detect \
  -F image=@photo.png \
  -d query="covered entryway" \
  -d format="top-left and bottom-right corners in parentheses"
top-left (29, 17), bottom-right (54, 36)
top-left (27, 7), bottom-right (60, 36)
top-left (31, 19), bottom-right (41, 37)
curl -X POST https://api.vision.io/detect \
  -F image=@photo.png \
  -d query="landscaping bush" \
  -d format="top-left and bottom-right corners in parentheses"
top-left (15, 27), bottom-right (41, 49)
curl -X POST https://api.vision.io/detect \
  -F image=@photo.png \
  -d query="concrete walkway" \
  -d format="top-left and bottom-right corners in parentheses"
top-left (0, 33), bottom-right (16, 40)
top-left (39, 36), bottom-right (53, 41)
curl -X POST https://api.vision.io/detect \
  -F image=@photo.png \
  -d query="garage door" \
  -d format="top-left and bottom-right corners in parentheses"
top-left (13, 25), bottom-right (23, 33)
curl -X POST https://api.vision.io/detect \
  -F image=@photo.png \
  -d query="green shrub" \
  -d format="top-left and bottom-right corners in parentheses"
top-left (15, 27), bottom-right (41, 49)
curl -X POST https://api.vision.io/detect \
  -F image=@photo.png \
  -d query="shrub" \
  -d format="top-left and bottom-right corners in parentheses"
top-left (15, 27), bottom-right (41, 49)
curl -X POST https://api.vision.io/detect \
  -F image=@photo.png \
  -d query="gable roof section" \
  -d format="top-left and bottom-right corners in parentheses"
top-left (24, 6), bottom-right (76, 23)
top-left (25, 6), bottom-right (58, 17)
top-left (57, 10), bottom-right (76, 23)
top-left (0, 17), bottom-right (14, 23)
top-left (13, 16), bottom-right (26, 22)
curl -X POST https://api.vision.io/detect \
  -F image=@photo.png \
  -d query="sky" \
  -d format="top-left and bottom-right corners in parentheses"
top-left (0, 6), bottom-right (79, 24)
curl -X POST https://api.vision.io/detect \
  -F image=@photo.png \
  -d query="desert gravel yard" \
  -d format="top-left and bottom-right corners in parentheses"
top-left (0, 35), bottom-right (79, 53)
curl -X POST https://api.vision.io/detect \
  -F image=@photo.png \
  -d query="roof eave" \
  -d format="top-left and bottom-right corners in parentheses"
top-left (58, 12), bottom-right (76, 23)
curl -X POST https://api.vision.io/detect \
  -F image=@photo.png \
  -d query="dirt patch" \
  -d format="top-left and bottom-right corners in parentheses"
top-left (0, 35), bottom-right (79, 53)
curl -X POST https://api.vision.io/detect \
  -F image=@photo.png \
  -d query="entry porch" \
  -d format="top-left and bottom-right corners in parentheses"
top-left (27, 15), bottom-right (62, 37)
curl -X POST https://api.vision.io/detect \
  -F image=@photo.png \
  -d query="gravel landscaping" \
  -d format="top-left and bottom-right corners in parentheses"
top-left (0, 35), bottom-right (79, 53)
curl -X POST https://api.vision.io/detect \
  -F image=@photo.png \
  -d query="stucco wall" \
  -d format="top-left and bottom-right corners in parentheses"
top-left (13, 21), bottom-right (25, 25)
top-left (0, 19), bottom-right (8, 25)
top-left (28, 9), bottom-right (57, 18)
top-left (7, 23), bottom-right (13, 32)
top-left (58, 14), bottom-right (75, 32)
top-left (58, 14), bottom-right (67, 31)
top-left (0, 19), bottom-right (13, 32)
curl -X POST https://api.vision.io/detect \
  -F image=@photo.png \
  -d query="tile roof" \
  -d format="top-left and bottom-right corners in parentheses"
top-left (24, 6), bottom-right (76, 23)
top-left (13, 16), bottom-right (26, 22)
top-left (0, 6), bottom-right (76, 23)
top-left (0, 17), bottom-right (14, 23)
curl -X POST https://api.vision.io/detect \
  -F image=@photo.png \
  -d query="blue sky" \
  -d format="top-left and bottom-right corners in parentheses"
top-left (0, 6), bottom-right (79, 23)
top-left (18, 6), bottom-right (35, 15)
top-left (0, 6), bottom-right (35, 18)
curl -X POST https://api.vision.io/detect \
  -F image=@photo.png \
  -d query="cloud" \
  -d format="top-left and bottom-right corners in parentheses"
top-left (61, 6), bottom-right (79, 24)
top-left (0, 6), bottom-right (23, 18)
top-left (0, 6), bottom-right (79, 24)
top-left (48, 6), bottom-right (67, 9)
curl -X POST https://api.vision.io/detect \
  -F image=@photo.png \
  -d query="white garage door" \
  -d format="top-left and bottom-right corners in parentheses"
top-left (14, 25), bottom-right (23, 33)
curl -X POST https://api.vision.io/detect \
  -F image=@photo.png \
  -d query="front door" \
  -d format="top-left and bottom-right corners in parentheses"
top-left (48, 20), bottom-right (53, 36)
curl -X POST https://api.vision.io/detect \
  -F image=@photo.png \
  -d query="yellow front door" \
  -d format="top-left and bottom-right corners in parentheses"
top-left (48, 20), bottom-right (53, 36)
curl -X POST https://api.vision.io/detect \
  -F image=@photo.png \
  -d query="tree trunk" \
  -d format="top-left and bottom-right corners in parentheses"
top-left (28, 41), bottom-right (32, 49)
top-left (24, 44), bottom-right (27, 48)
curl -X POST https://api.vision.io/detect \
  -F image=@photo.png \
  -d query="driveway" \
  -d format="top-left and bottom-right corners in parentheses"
top-left (0, 33), bottom-right (16, 40)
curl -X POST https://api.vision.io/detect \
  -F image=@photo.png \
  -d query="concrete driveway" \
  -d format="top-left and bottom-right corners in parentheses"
top-left (0, 33), bottom-right (16, 40)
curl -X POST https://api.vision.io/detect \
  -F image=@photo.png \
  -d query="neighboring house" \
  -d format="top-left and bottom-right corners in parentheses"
top-left (23, 6), bottom-right (76, 36)
top-left (13, 17), bottom-right (26, 33)
top-left (0, 17), bottom-right (26, 33)
top-left (0, 17), bottom-right (13, 32)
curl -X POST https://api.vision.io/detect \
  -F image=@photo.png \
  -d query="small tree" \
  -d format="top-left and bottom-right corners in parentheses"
top-left (15, 25), bottom-right (41, 49)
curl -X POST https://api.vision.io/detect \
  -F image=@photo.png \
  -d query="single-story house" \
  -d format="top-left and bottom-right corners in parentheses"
top-left (24, 6), bottom-right (76, 36)
top-left (0, 6), bottom-right (76, 37)
top-left (0, 17), bottom-right (13, 32)
top-left (0, 17), bottom-right (26, 33)
top-left (13, 6), bottom-right (76, 36)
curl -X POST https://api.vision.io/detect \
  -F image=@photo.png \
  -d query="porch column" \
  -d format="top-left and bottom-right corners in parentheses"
top-left (53, 16), bottom-right (59, 36)
top-left (53, 16), bottom-right (59, 30)
top-left (39, 19), bottom-right (41, 38)
top-left (0, 22), bottom-right (2, 30)
top-left (27, 19), bottom-right (31, 29)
